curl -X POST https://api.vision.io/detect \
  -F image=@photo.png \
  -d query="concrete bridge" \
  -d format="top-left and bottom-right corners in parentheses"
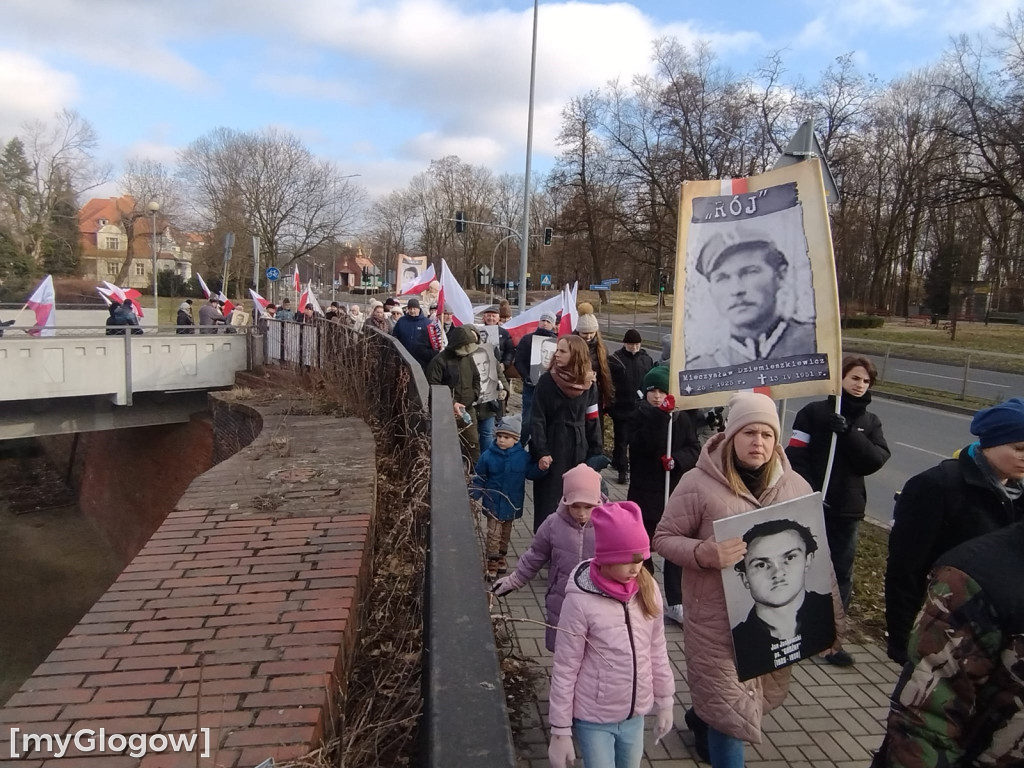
top-left (0, 326), bottom-right (251, 440)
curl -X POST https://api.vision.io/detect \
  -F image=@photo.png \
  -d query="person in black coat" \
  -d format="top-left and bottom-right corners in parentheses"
top-left (513, 312), bottom-right (558, 444)
top-left (391, 298), bottom-right (432, 367)
top-left (528, 335), bottom-right (603, 533)
top-left (786, 355), bottom-right (889, 666)
top-left (608, 329), bottom-right (654, 484)
top-left (176, 300), bottom-right (195, 334)
top-left (883, 397), bottom-right (1024, 665)
top-left (627, 363), bottom-right (699, 621)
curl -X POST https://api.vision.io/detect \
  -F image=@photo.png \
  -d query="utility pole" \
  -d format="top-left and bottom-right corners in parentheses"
top-left (517, 0), bottom-right (539, 312)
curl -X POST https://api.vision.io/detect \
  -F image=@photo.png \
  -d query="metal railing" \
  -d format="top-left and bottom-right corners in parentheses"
top-left (259, 318), bottom-right (516, 767)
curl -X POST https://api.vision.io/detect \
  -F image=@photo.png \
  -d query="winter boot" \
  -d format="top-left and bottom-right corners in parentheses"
top-left (485, 557), bottom-right (500, 582)
top-left (496, 552), bottom-right (508, 576)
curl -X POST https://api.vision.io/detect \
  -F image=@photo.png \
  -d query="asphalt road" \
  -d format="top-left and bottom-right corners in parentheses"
top-left (598, 315), bottom-right (1024, 401)
top-left (779, 395), bottom-right (974, 526)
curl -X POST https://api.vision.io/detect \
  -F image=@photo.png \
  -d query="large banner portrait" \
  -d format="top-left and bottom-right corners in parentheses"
top-left (396, 253), bottom-right (429, 290)
top-left (472, 346), bottom-right (500, 404)
top-left (529, 335), bottom-right (558, 385)
top-left (712, 493), bottom-right (836, 681)
top-left (670, 161), bottom-right (841, 408)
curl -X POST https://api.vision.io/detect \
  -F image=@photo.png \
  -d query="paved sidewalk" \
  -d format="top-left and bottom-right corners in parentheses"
top-left (490, 458), bottom-right (898, 768)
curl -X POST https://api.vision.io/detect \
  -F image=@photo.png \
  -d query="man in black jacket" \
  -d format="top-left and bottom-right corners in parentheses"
top-left (608, 329), bottom-right (654, 484)
top-left (512, 312), bottom-right (557, 444)
top-left (884, 397), bottom-right (1024, 665)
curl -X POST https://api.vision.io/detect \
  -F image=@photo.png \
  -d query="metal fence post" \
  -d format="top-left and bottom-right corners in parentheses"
top-left (959, 354), bottom-right (971, 400)
top-left (123, 330), bottom-right (133, 406)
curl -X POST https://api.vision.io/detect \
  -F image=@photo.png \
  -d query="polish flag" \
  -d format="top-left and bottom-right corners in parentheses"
top-left (293, 265), bottom-right (301, 295)
top-left (249, 289), bottom-right (270, 314)
top-left (399, 263), bottom-right (436, 296)
top-left (501, 291), bottom-right (564, 345)
top-left (558, 282), bottom-right (579, 336)
top-left (437, 259), bottom-right (474, 327)
top-left (100, 281), bottom-right (143, 317)
top-left (26, 275), bottom-right (56, 337)
top-left (297, 281), bottom-right (323, 315)
top-left (195, 273), bottom-right (212, 299)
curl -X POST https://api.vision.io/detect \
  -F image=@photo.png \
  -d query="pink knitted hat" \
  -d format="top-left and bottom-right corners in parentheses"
top-left (591, 501), bottom-right (650, 565)
top-left (559, 464), bottom-right (603, 507)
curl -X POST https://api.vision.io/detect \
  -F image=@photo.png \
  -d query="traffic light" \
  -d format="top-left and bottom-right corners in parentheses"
top-left (455, 211), bottom-right (465, 233)
top-left (659, 272), bottom-right (668, 292)
top-left (543, 227), bottom-right (553, 246)
top-left (361, 266), bottom-right (369, 285)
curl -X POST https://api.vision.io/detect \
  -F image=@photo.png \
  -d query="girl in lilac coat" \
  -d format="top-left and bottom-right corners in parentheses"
top-left (491, 464), bottom-right (604, 652)
top-left (546, 501), bottom-right (675, 768)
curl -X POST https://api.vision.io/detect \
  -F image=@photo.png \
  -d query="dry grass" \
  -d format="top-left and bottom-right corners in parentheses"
top-left (848, 523), bottom-right (889, 645)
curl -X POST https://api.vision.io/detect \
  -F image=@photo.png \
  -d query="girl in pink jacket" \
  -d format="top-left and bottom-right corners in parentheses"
top-left (491, 464), bottom-right (604, 651)
top-left (547, 501), bottom-right (675, 768)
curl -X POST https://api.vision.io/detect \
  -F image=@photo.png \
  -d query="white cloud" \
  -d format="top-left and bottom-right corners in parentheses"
top-left (256, 74), bottom-right (359, 103)
top-left (0, 50), bottom-right (78, 137)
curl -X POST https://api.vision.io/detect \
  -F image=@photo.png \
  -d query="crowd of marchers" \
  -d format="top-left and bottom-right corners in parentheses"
top-left (277, 289), bottom-right (1024, 768)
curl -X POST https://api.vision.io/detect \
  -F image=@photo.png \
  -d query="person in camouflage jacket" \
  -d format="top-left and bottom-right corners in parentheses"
top-left (874, 520), bottom-right (1024, 768)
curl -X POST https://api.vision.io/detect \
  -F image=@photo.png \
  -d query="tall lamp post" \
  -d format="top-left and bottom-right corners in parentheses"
top-left (518, 0), bottom-right (539, 312)
top-left (148, 200), bottom-right (160, 321)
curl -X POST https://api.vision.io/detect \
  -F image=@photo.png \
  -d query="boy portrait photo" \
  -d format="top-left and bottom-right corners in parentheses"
top-left (712, 493), bottom-right (836, 681)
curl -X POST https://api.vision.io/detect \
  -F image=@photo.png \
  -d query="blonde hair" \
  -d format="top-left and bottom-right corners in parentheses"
top-left (721, 434), bottom-right (779, 499)
top-left (635, 568), bottom-right (660, 620)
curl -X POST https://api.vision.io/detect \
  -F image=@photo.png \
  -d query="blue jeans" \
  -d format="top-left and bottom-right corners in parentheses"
top-left (708, 726), bottom-right (745, 768)
top-left (478, 415), bottom-right (495, 453)
top-left (573, 715), bottom-right (645, 768)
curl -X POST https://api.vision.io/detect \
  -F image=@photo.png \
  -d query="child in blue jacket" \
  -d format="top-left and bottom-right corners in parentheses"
top-left (471, 414), bottom-right (546, 580)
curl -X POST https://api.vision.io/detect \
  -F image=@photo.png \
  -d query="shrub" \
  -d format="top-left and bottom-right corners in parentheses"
top-left (841, 315), bottom-right (885, 329)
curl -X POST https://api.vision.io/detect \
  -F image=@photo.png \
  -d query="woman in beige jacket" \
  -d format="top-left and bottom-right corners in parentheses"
top-left (654, 392), bottom-right (843, 767)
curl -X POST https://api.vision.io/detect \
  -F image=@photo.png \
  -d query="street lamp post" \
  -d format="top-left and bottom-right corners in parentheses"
top-left (148, 200), bottom-right (160, 322)
top-left (518, 0), bottom-right (539, 312)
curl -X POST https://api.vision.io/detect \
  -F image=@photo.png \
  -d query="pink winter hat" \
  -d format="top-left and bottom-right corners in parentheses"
top-left (559, 464), bottom-right (602, 507)
top-left (591, 501), bottom-right (650, 565)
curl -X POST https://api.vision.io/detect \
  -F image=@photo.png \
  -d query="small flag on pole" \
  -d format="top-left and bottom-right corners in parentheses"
top-left (26, 275), bottom-right (56, 337)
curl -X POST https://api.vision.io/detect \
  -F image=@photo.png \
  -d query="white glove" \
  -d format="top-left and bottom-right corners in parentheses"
top-left (654, 707), bottom-right (674, 744)
top-left (548, 734), bottom-right (575, 768)
top-left (491, 575), bottom-right (518, 596)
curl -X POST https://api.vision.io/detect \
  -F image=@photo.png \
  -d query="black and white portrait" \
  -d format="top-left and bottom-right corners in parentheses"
top-left (472, 346), bottom-right (499, 404)
top-left (477, 324), bottom-right (500, 348)
top-left (713, 493), bottom-right (835, 681)
top-left (530, 336), bottom-right (558, 385)
top-left (396, 253), bottom-right (427, 290)
top-left (684, 184), bottom-right (816, 370)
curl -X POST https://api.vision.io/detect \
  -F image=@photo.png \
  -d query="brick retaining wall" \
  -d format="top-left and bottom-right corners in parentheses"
top-left (0, 395), bottom-right (377, 767)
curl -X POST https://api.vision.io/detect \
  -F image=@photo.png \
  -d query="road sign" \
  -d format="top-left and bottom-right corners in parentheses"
top-left (601, 277), bottom-right (619, 285)
top-left (480, 265), bottom-right (491, 276)
top-left (265, 267), bottom-right (281, 281)
top-left (507, 281), bottom-right (515, 290)
top-left (540, 273), bottom-right (552, 286)
top-left (589, 284), bottom-right (610, 291)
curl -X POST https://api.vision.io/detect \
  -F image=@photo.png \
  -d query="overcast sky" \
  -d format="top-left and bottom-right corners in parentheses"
top-left (0, 0), bottom-right (1018, 200)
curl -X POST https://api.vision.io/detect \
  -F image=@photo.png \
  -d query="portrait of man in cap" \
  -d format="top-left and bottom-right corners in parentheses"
top-left (685, 218), bottom-right (817, 369)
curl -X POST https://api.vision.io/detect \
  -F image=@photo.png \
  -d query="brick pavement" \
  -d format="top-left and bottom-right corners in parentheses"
top-left (489, 403), bottom-right (898, 768)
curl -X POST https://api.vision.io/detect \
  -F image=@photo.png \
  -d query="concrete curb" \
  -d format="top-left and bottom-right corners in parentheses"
top-left (871, 390), bottom-right (977, 416)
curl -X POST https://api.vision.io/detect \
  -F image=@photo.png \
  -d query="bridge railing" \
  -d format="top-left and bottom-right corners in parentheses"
top-left (0, 327), bottom-right (251, 405)
top-left (259, 317), bottom-right (517, 767)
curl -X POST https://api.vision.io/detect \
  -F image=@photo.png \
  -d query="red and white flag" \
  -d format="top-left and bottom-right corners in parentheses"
top-left (787, 430), bottom-right (811, 449)
top-left (297, 281), bottom-right (323, 315)
top-left (26, 275), bottom-right (56, 337)
top-left (249, 289), bottom-right (270, 314)
top-left (558, 281), bottom-right (579, 336)
top-left (501, 291), bottom-right (564, 345)
top-left (437, 259), bottom-right (474, 327)
top-left (293, 266), bottom-right (301, 295)
top-left (399, 263), bottom-right (436, 295)
top-left (99, 281), bottom-right (143, 317)
top-left (195, 272), bottom-right (212, 299)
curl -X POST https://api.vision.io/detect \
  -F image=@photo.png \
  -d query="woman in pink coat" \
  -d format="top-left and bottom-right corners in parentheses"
top-left (653, 393), bottom-right (844, 767)
top-left (490, 464), bottom-right (605, 651)
top-left (547, 501), bottom-right (675, 768)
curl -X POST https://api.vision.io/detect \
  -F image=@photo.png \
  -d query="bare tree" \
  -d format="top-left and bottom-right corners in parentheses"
top-left (113, 159), bottom-right (182, 284)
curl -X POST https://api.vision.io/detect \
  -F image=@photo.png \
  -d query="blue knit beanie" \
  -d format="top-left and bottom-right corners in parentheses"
top-left (971, 397), bottom-right (1024, 448)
